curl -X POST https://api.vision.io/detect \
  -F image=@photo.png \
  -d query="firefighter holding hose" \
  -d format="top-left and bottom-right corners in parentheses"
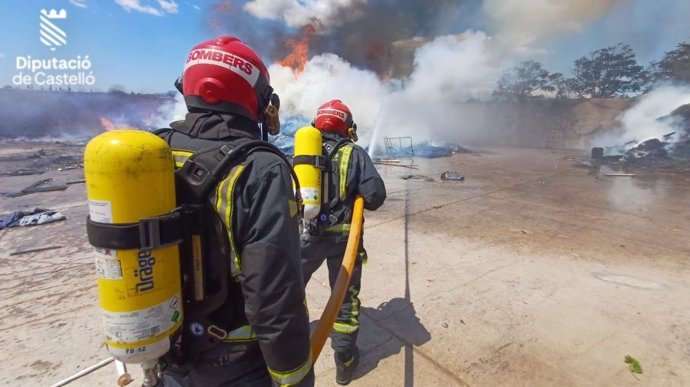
top-left (300, 99), bottom-right (387, 385)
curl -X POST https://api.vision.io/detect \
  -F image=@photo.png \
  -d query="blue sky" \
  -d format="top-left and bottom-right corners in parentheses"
top-left (0, 0), bottom-right (687, 93)
top-left (544, 0), bottom-right (690, 74)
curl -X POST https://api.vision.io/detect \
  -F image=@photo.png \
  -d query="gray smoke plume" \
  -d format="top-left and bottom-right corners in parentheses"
top-left (0, 89), bottom-right (175, 140)
top-left (243, 0), bottom-right (477, 77)
top-left (241, 0), bottom-right (632, 78)
top-left (269, 30), bottom-right (503, 152)
top-left (592, 84), bottom-right (690, 151)
top-left (252, 0), bottom-right (648, 152)
top-left (23, 0), bottom-right (667, 150)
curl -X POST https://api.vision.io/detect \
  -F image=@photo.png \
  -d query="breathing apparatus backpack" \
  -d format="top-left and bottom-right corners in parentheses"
top-left (85, 129), bottom-right (302, 370)
top-left (293, 126), bottom-right (352, 236)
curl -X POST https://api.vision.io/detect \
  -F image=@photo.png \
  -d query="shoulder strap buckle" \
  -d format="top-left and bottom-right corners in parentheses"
top-left (138, 209), bottom-right (182, 250)
top-left (207, 325), bottom-right (228, 340)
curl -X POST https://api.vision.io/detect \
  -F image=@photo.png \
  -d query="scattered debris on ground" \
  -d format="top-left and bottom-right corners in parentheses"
top-left (605, 173), bottom-right (635, 177)
top-left (400, 174), bottom-right (434, 182)
top-left (441, 170), bottom-right (465, 181)
top-left (1, 168), bottom-right (45, 176)
top-left (0, 143), bottom-right (84, 175)
top-left (589, 103), bottom-right (690, 173)
top-left (10, 244), bottom-right (64, 256)
top-left (0, 208), bottom-right (67, 230)
top-left (409, 142), bottom-right (470, 158)
top-left (4, 178), bottom-right (69, 197)
top-left (374, 159), bottom-right (419, 169)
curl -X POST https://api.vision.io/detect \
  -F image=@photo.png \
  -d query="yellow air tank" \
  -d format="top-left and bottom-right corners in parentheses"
top-left (294, 126), bottom-right (323, 220)
top-left (84, 129), bottom-right (182, 365)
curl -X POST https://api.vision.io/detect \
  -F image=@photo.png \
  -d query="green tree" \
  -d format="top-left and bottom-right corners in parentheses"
top-left (547, 72), bottom-right (578, 99)
top-left (493, 60), bottom-right (554, 102)
top-left (652, 42), bottom-right (690, 84)
top-left (570, 43), bottom-right (649, 98)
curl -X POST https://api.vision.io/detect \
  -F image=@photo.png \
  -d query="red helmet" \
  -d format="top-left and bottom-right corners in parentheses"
top-left (313, 99), bottom-right (356, 138)
top-left (182, 36), bottom-right (273, 121)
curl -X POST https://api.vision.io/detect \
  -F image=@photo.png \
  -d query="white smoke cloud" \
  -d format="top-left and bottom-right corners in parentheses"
top-left (405, 32), bottom-right (499, 104)
top-left (152, 93), bottom-right (187, 128)
top-left (269, 31), bottom-right (503, 150)
top-left (594, 84), bottom-right (690, 149)
top-left (269, 53), bottom-right (387, 142)
top-left (484, 0), bottom-right (631, 47)
top-left (371, 32), bottom-right (503, 151)
top-left (244, 0), bottom-right (365, 28)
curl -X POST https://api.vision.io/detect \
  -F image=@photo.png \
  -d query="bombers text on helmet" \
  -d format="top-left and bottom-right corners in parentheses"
top-left (182, 36), bottom-right (273, 121)
top-left (313, 99), bottom-right (355, 138)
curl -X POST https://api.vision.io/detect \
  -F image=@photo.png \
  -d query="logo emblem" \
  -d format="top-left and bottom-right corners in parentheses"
top-left (189, 322), bottom-right (205, 336)
top-left (40, 9), bottom-right (67, 51)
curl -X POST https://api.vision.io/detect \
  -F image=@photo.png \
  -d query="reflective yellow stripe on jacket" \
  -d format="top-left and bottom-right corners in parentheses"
top-left (222, 324), bottom-right (257, 342)
top-left (171, 150), bottom-right (194, 168)
top-left (324, 223), bottom-right (351, 233)
top-left (324, 144), bottom-right (355, 235)
top-left (268, 352), bottom-right (313, 387)
top-left (337, 145), bottom-right (354, 201)
top-left (213, 165), bottom-right (246, 274)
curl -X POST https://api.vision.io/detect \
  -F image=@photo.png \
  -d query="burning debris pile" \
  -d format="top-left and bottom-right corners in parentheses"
top-left (0, 88), bottom-right (175, 140)
top-left (590, 91), bottom-right (690, 170)
top-left (413, 142), bottom-right (471, 158)
top-left (592, 137), bottom-right (690, 169)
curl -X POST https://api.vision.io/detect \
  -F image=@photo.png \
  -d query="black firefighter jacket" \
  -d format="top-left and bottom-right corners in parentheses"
top-left (321, 133), bottom-right (387, 237)
top-left (158, 112), bottom-right (313, 386)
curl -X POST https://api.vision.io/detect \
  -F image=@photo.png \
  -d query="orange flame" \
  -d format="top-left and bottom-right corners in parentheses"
top-left (280, 37), bottom-right (309, 73)
top-left (100, 117), bottom-right (117, 131)
top-left (280, 24), bottom-right (317, 74)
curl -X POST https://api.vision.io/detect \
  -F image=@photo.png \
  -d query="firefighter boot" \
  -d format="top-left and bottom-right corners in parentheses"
top-left (335, 347), bottom-right (359, 385)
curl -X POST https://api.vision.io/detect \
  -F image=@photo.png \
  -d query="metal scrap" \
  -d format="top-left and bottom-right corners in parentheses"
top-left (400, 174), bottom-right (434, 182)
top-left (374, 160), bottom-right (419, 169)
top-left (5, 178), bottom-right (68, 197)
top-left (440, 170), bottom-right (465, 181)
top-left (10, 244), bottom-right (64, 256)
top-left (1, 168), bottom-right (45, 176)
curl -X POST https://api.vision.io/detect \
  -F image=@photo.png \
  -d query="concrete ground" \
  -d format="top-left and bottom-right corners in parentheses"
top-left (1, 143), bottom-right (689, 386)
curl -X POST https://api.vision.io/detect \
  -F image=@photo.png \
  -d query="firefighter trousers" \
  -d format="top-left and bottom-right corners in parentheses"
top-left (161, 342), bottom-right (273, 387)
top-left (300, 237), bottom-right (366, 355)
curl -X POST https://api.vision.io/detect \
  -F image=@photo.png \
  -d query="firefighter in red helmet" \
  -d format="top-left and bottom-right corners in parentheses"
top-left (156, 36), bottom-right (313, 386)
top-left (301, 99), bottom-right (386, 385)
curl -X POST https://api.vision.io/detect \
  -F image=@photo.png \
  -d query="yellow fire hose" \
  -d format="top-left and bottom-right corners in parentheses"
top-left (310, 196), bottom-right (365, 362)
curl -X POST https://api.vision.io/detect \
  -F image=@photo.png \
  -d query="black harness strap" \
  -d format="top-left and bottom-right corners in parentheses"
top-left (86, 210), bottom-right (183, 250)
top-left (167, 137), bottom-right (305, 364)
top-left (293, 154), bottom-right (327, 169)
top-left (176, 140), bottom-right (303, 214)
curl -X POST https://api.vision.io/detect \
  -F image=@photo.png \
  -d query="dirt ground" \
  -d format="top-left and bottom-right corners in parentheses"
top-left (1, 142), bottom-right (689, 387)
